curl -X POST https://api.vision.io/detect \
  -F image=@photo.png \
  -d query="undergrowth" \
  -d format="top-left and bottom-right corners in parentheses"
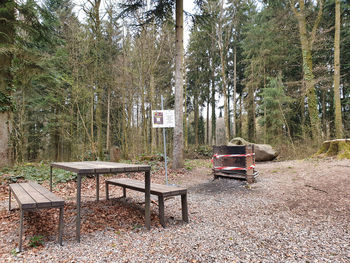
top-left (0, 162), bottom-right (75, 184)
top-left (274, 140), bottom-right (320, 161)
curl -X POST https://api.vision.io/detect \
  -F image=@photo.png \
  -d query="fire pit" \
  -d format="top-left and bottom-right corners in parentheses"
top-left (212, 145), bottom-right (258, 183)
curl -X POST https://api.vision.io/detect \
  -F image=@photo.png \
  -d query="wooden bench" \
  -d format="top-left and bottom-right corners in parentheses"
top-left (9, 181), bottom-right (64, 252)
top-left (105, 178), bottom-right (188, 227)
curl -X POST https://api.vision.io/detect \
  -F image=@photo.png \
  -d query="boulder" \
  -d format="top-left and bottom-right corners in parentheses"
top-left (228, 137), bottom-right (278, 162)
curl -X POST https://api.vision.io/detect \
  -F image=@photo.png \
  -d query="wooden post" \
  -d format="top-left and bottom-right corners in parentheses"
top-left (246, 145), bottom-right (255, 184)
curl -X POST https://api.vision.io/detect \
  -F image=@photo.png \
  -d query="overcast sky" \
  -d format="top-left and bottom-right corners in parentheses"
top-left (73, 0), bottom-right (195, 48)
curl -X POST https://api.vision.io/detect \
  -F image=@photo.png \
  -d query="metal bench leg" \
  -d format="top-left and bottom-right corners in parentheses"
top-left (19, 208), bottom-right (24, 252)
top-left (145, 170), bottom-right (151, 230)
top-left (58, 207), bottom-right (64, 246)
top-left (96, 174), bottom-right (100, 201)
top-left (106, 182), bottom-right (109, 200)
top-left (9, 188), bottom-right (11, 211)
top-left (123, 187), bottom-right (126, 199)
top-left (158, 196), bottom-right (166, 228)
top-left (181, 194), bottom-right (189, 223)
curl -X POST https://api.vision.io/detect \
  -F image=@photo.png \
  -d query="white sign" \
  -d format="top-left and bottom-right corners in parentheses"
top-left (152, 110), bottom-right (175, 128)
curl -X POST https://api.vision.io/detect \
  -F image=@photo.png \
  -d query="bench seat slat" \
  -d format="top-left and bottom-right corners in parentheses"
top-left (19, 183), bottom-right (52, 208)
top-left (106, 178), bottom-right (187, 197)
top-left (9, 184), bottom-right (36, 209)
top-left (28, 182), bottom-right (64, 207)
top-left (106, 178), bottom-right (189, 228)
top-left (9, 182), bottom-right (65, 252)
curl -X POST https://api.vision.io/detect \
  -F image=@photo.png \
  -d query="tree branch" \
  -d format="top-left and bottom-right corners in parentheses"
top-left (310, 0), bottom-right (324, 49)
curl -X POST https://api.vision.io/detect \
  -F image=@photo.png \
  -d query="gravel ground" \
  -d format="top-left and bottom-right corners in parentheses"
top-left (1, 158), bottom-right (350, 262)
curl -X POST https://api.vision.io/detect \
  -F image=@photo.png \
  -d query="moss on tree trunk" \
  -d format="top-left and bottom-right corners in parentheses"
top-left (315, 139), bottom-right (350, 159)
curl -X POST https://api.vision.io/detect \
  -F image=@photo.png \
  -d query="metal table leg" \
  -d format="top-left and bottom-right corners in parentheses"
top-left (9, 188), bottom-right (11, 211)
top-left (50, 166), bottom-right (53, 192)
top-left (96, 174), bottom-right (99, 201)
top-left (76, 174), bottom-right (82, 242)
top-left (145, 170), bottom-right (151, 230)
top-left (106, 181), bottom-right (109, 200)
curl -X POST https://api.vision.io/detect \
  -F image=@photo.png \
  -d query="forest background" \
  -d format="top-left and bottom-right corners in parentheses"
top-left (0, 0), bottom-right (349, 166)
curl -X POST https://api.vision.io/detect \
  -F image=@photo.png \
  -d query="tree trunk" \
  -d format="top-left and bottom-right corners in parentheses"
top-left (106, 87), bottom-right (111, 153)
top-left (233, 44), bottom-right (237, 137)
top-left (0, 0), bottom-right (15, 166)
top-left (264, 105), bottom-right (267, 144)
top-left (219, 46), bottom-right (230, 144)
top-left (316, 139), bottom-right (350, 159)
top-left (150, 74), bottom-right (156, 152)
top-left (291, 0), bottom-right (323, 141)
top-left (301, 80), bottom-right (306, 140)
top-left (184, 82), bottom-right (188, 149)
top-left (211, 58), bottom-right (216, 145)
top-left (90, 92), bottom-right (94, 151)
top-left (172, 0), bottom-right (184, 169)
top-left (96, 93), bottom-right (103, 158)
top-left (302, 48), bottom-right (320, 140)
top-left (237, 93), bottom-right (242, 137)
top-left (194, 92), bottom-right (199, 147)
top-left (0, 112), bottom-right (12, 166)
top-left (247, 83), bottom-right (255, 142)
top-left (206, 98), bottom-right (210, 145)
top-left (263, 62), bottom-right (267, 144)
top-left (334, 0), bottom-right (343, 138)
top-left (141, 78), bottom-right (147, 153)
top-left (322, 89), bottom-right (327, 137)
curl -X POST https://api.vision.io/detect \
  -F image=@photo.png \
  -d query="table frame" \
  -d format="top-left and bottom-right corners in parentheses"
top-left (50, 161), bottom-right (151, 242)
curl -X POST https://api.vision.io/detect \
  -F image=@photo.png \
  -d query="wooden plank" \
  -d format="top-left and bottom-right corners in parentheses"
top-left (213, 145), bottom-right (247, 155)
top-left (51, 161), bottom-right (151, 174)
top-left (137, 165), bottom-right (152, 171)
top-left (95, 162), bottom-right (128, 172)
top-left (95, 161), bottom-right (151, 171)
top-left (51, 162), bottom-right (95, 174)
top-left (10, 184), bottom-right (36, 209)
top-left (28, 182), bottom-right (64, 207)
top-left (106, 178), bottom-right (187, 197)
top-left (19, 183), bottom-right (52, 208)
top-left (84, 161), bottom-right (111, 173)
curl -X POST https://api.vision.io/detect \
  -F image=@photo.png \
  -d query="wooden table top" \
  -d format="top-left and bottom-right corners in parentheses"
top-left (51, 161), bottom-right (151, 174)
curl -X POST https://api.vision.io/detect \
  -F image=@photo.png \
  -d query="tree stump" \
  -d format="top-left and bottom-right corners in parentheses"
top-left (315, 139), bottom-right (350, 159)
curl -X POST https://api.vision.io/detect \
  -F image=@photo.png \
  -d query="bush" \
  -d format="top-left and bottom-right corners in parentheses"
top-left (185, 145), bottom-right (212, 159)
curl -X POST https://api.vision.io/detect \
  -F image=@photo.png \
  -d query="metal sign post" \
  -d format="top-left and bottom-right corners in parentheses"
top-left (161, 95), bottom-right (168, 185)
top-left (152, 97), bottom-right (174, 185)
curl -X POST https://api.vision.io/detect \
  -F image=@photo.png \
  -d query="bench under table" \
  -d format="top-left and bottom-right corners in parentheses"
top-left (9, 181), bottom-right (64, 252)
top-left (105, 178), bottom-right (189, 227)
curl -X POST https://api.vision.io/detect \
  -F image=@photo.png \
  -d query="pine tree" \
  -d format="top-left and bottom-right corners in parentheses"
top-left (0, 0), bottom-right (15, 166)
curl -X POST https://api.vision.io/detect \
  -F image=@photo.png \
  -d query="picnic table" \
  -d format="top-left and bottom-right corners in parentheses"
top-left (50, 161), bottom-right (151, 242)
